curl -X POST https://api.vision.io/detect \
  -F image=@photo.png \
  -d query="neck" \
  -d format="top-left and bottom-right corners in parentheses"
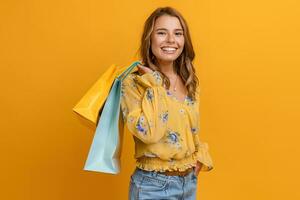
top-left (156, 60), bottom-right (176, 77)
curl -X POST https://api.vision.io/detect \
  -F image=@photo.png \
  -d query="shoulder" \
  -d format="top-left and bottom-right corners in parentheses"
top-left (123, 70), bottom-right (164, 88)
top-left (136, 71), bottom-right (164, 87)
top-left (122, 71), bottom-right (139, 86)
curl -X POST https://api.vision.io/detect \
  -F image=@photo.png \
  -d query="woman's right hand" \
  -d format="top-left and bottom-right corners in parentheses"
top-left (137, 63), bottom-right (154, 75)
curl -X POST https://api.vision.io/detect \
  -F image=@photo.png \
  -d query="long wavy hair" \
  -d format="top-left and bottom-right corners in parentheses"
top-left (138, 7), bottom-right (199, 100)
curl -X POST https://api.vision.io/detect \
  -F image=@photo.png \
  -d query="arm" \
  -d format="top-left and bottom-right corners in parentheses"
top-left (120, 71), bottom-right (169, 144)
top-left (193, 135), bottom-right (214, 172)
top-left (193, 86), bottom-right (214, 173)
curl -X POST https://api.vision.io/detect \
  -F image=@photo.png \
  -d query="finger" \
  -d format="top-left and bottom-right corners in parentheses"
top-left (137, 64), bottom-right (145, 72)
top-left (138, 65), bottom-right (153, 74)
top-left (137, 64), bottom-right (143, 69)
top-left (138, 63), bottom-right (147, 69)
top-left (137, 64), bottom-right (147, 75)
top-left (195, 168), bottom-right (200, 175)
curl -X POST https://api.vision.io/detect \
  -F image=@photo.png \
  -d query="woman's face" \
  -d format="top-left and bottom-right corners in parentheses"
top-left (150, 15), bottom-right (185, 65)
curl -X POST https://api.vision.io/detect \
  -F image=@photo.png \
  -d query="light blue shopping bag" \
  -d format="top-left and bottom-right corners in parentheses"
top-left (83, 61), bottom-right (141, 174)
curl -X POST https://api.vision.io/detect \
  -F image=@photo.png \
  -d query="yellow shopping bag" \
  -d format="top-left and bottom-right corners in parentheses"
top-left (73, 63), bottom-right (138, 124)
top-left (73, 61), bottom-right (141, 174)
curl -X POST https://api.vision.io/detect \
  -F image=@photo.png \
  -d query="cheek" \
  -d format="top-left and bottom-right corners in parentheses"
top-left (151, 38), bottom-right (163, 54)
top-left (151, 36), bottom-right (164, 47)
top-left (178, 38), bottom-right (185, 48)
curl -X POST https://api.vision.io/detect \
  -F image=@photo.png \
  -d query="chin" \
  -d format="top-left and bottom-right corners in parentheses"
top-left (157, 55), bottom-right (180, 63)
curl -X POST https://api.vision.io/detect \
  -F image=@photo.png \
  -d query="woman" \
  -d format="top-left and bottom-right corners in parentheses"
top-left (120, 7), bottom-right (214, 200)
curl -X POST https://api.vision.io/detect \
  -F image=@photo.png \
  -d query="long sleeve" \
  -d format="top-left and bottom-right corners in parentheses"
top-left (193, 135), bottom-right (214, 171)
top-left (120, 71), bottom-right (169, 144)
top-left (192, 85), bottom-right (214, 171)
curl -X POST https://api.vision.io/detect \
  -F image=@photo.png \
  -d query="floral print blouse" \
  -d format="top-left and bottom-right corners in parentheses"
top-left (120, 70), bottom-right (213, 172)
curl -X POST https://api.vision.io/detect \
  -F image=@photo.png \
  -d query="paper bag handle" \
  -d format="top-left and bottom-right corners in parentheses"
top-left (117, 61), bottom-right (141, 81)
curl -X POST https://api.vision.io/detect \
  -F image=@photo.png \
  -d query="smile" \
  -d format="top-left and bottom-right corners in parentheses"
top-left (161, 47), bottom-right (177, 54)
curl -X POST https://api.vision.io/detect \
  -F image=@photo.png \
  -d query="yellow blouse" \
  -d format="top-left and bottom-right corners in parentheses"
top-left (120, 70), bottom-right (213, 172)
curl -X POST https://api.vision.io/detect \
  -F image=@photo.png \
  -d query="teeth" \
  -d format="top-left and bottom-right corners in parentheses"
top-left (162, 47), bottom-right (176, 51)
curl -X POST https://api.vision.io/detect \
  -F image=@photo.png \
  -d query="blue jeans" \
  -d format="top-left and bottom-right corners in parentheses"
top-left (129, 167), bottom-right (198, 200)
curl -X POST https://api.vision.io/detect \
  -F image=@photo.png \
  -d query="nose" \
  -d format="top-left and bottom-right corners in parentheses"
top-left (166, 33), bottom-right (175, 43)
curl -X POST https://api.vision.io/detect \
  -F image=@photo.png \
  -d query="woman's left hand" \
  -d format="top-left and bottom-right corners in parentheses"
top-left (194, 161), bottom-right (203, 176)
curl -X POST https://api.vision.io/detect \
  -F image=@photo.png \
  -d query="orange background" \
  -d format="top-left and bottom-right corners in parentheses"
top-left (1, 0), bottom-right (300, 199)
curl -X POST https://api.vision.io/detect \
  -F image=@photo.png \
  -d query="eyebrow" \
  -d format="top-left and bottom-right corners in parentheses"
top-left (155, 28), bottom-right (183, 32)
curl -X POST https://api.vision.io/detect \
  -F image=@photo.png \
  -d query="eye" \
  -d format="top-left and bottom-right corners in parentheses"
top-left (157, 32), bottom-right (166, 35)
top-left (175, 32), bottom-right (183, 36)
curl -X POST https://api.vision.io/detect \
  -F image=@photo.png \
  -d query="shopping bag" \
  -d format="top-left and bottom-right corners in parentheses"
top-left (83, 61), bottom-right (141, 174)
top-left (73, 63), bottom-right (138, 124)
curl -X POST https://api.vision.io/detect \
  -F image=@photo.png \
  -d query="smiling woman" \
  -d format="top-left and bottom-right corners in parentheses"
top-left (151, 15), bottom-right (185, 62)
top-left (121, 6), bottom-right (214, 200)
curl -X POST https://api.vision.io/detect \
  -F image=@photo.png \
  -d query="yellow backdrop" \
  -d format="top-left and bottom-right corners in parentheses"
top-left (1, 0), bottom-right (300, 199)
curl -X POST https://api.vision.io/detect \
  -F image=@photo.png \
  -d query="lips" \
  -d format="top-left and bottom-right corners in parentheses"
top-left (161, 46), bottom-right (177, 54)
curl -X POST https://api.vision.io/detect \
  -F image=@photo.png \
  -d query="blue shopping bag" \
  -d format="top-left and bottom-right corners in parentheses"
top-left (83, 61), bottom-right (141, 174)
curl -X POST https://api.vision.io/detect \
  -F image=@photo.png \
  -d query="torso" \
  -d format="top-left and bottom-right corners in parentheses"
top-left (165, 76), bottom-right (188, 102)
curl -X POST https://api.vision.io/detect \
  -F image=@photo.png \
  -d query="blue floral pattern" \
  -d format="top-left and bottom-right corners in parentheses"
top-left (119, 71), bottom-right (213, 172)
top-left (191, 127), bottom-right (198, 134)
top-left (168, 131), bottom-right (179, 143)
top-left (185, 96), bottom-right (195, 106)
top-left (152, 71), bottom-right (163, 84)
top-left (135, 116), bottom-right (147, 135)
top-left (166, 90), bottom-right (172, 96)
top-left (165, 90), bottom-right (194, 105)
top-left (121, 75), bottom-right (137, 97)
top-left (164, 130), bottom-right (182, 149)
top-left (159, 110), bottom-right (169, 123)
top-left (146, 88), bottom-right (154, 101)
top-left (179, 108), bottom-right (185, 115)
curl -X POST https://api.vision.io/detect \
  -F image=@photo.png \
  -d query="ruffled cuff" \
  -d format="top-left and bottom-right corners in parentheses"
top-left (135, 71), bottom-right (163, 87)
top-left (192, 142), bottom-right (214, 171)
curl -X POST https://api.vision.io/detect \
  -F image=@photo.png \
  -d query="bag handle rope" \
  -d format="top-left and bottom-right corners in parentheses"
top-left (117, 61), bottom-right (141, 81)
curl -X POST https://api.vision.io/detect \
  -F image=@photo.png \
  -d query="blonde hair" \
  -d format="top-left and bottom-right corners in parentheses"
top-left (138, 6), bottom-right (199, 100)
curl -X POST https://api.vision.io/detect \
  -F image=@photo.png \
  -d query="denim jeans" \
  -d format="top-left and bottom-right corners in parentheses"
top-left (129, 167), bottom-right (198, 200)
